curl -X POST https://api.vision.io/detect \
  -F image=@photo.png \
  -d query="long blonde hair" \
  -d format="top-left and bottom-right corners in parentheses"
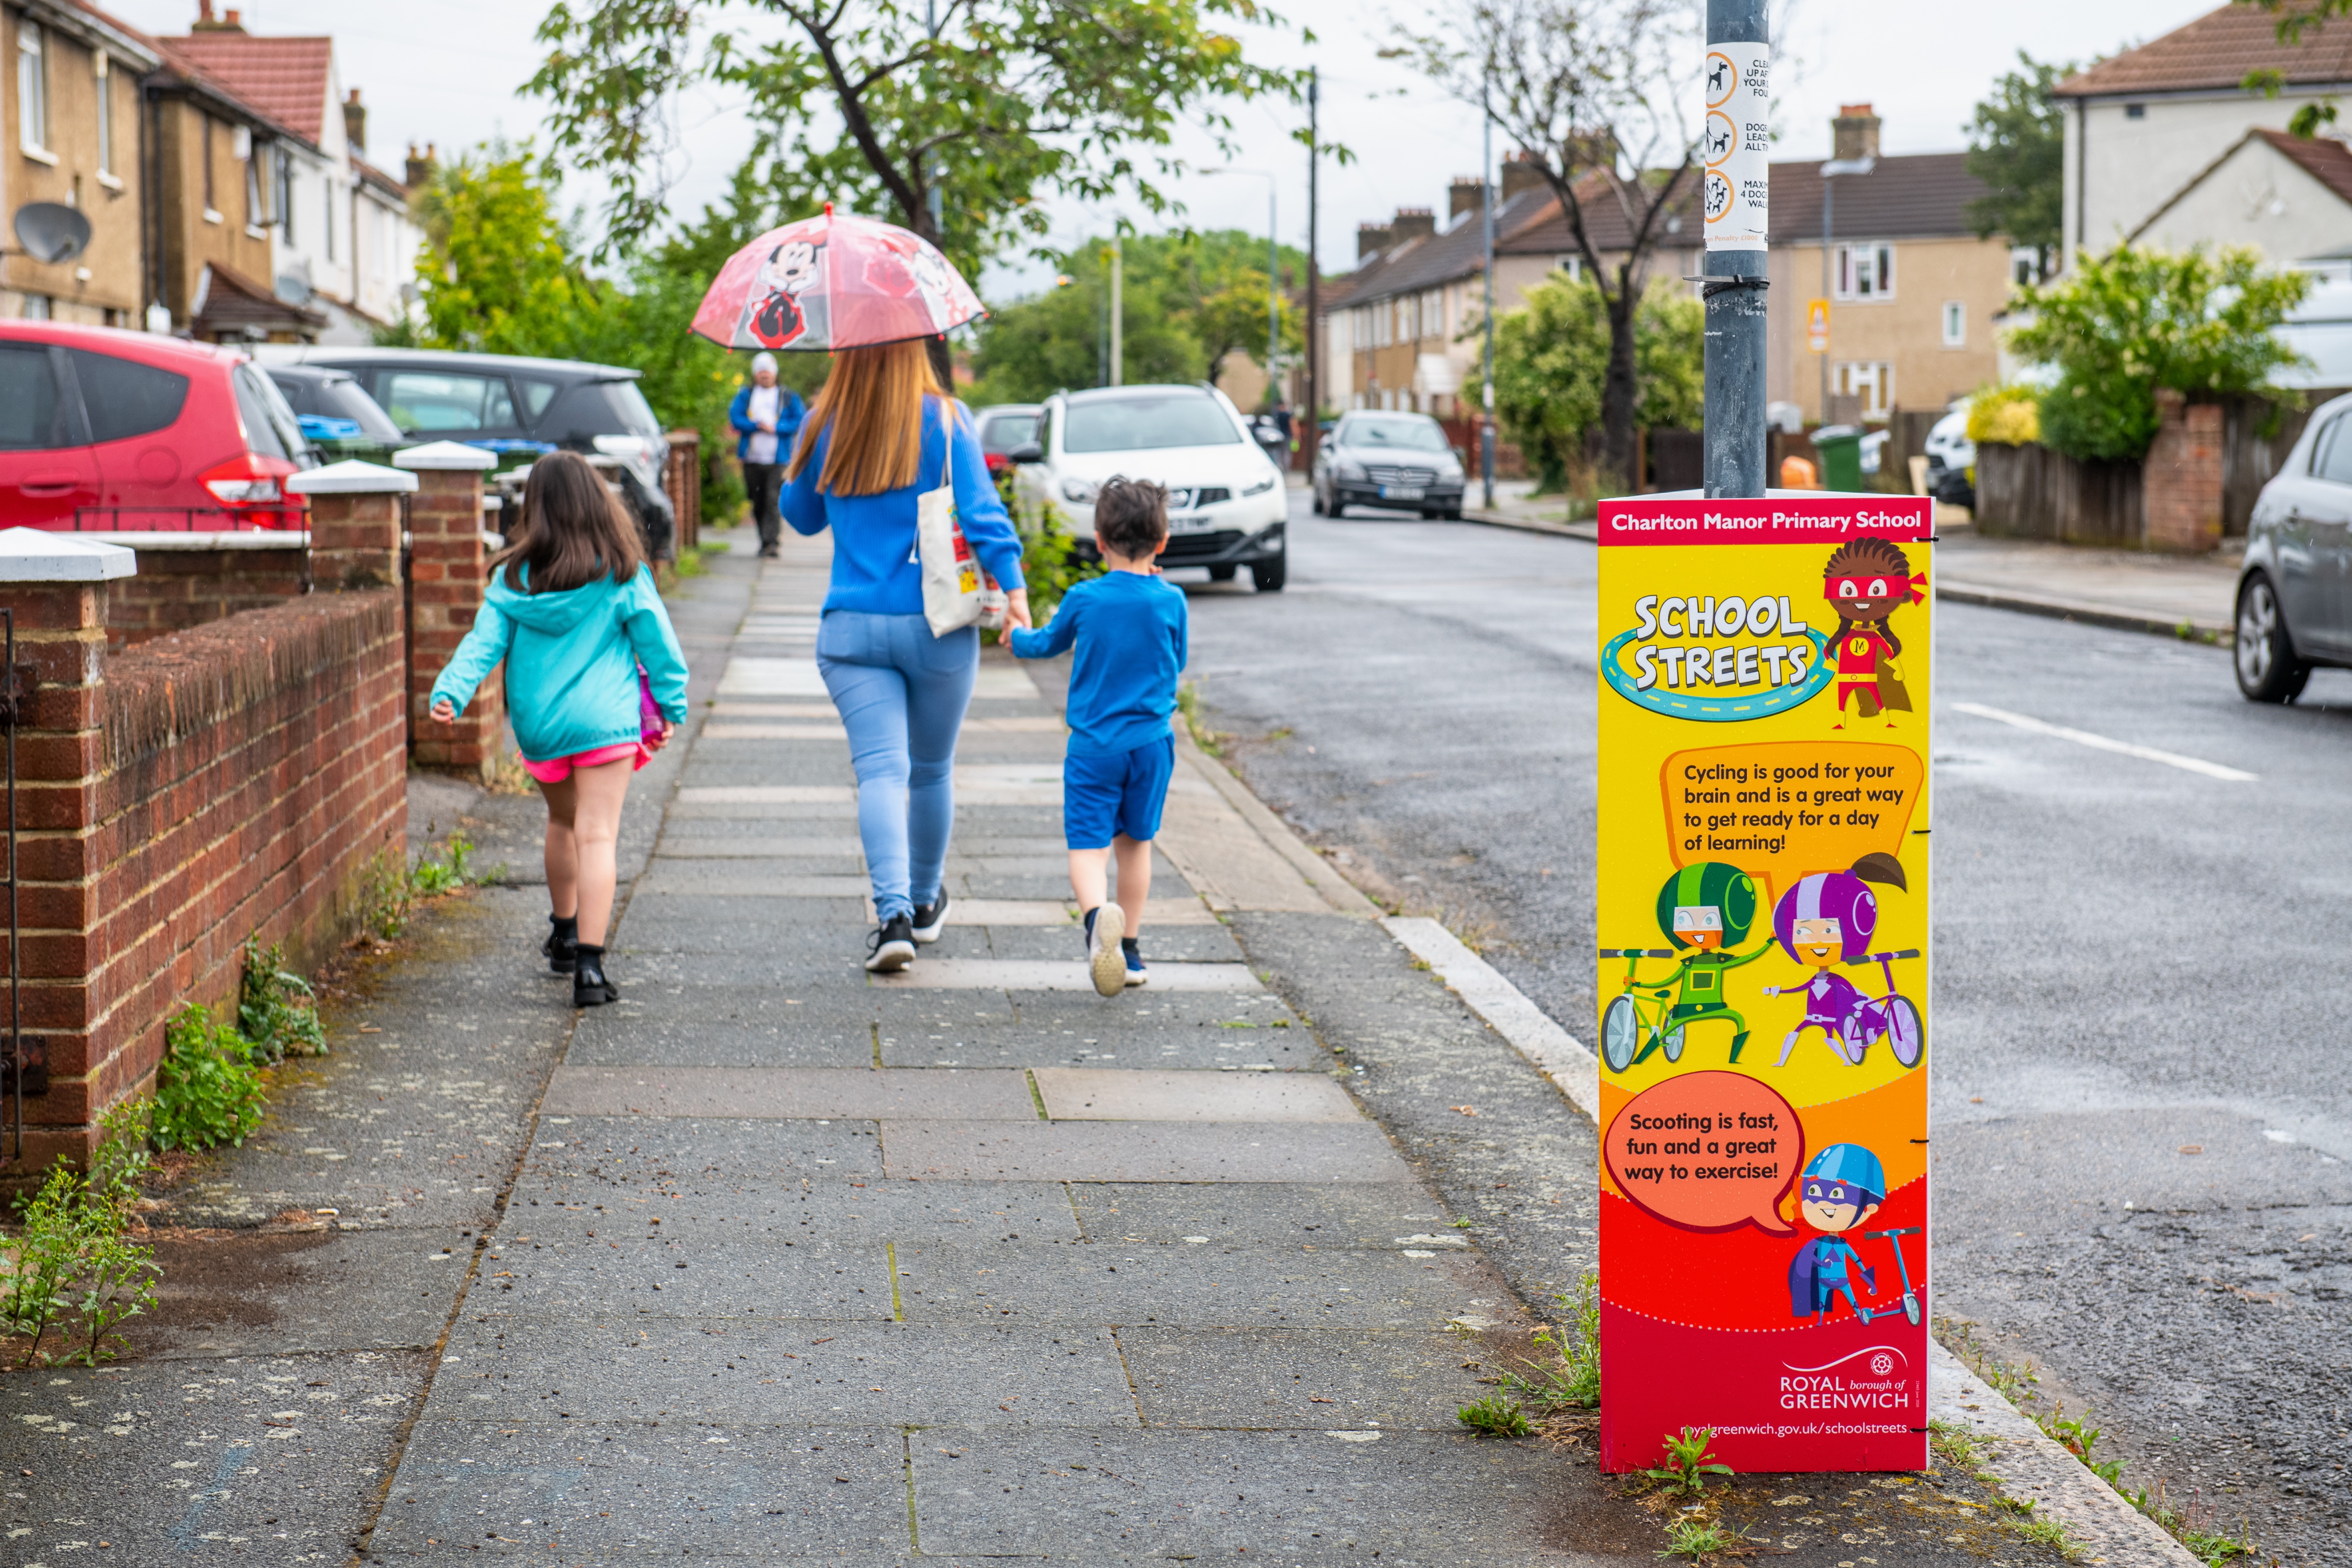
top-left (786, 339), bottom-right (951, 496)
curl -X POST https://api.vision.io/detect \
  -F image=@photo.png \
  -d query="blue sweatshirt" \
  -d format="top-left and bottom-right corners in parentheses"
top-left (782, 395), bottom-right (1026, 615)
top-left (430, 563), bottom-right (690, 762)
top-left (1009, 571), bottom-right (1189, 756)
top-left (727, 383), bottom-right (806, 462)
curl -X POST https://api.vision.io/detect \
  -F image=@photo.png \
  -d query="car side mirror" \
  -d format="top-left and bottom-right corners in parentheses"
top-left (1007, 442), bottom-right (1044, 464)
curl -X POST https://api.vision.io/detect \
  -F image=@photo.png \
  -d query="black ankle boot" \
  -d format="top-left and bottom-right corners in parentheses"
top-left (543, 915), bottom-right (579, 974)
top-left (573, 944), bottom-right (618, 1007)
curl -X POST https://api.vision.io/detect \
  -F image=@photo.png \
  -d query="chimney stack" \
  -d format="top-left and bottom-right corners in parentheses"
top-left (193, 0), bottom-right (246, 29)
top-left (1357, 221), bottom-right (1393, 261)
top-left (1389, 207), bottom-right (1437, 246)
top-left (343, 90), bottom-right (366, 154)
top-left (1448, 176), bottom-right (1487, 225)
top-left (1500, 150), bottom-right (1549, 204)
top-left (405, 141), bottom-right (439, 191)
top-left (1832, 103), bottom-right (1881, 163)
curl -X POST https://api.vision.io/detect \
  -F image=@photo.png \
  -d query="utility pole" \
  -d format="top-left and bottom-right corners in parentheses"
top-left (1305, 66), bottom-right (1321, 471)
top-left (1700, 0), bottom-right (1770, 497)
top-left (1480, 91), bottom-right (1497, 511)
top-left (1110, 232), bottom-right (1123, 387)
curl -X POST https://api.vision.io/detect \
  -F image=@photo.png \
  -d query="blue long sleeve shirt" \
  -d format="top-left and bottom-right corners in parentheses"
top-left (1009, 571), bottom-right (1189, 756)
top-left (782, 395), bottom-right (1026, 615)
top-left (727, 383), bottom-right (805, 462)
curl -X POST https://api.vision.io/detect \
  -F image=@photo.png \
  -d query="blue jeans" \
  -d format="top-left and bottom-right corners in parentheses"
top-left (815, 611), bottom-right (977, 921)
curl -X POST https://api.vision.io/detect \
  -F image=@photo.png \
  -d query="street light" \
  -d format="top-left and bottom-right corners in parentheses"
top-left (1817, 153), bottom-right (1873, 423)
top-left (1203, 167), bottom-right (1281, 401)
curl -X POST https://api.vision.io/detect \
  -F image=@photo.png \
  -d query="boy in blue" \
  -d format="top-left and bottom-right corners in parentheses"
top-left (1009, 478), bottom-right (1189, 997)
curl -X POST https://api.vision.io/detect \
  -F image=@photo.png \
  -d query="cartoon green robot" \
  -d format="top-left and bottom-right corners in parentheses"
top-left (1599, 861), bottom-right (1771, 1071)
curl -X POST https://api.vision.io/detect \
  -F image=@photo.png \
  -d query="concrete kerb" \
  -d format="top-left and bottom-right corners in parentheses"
top-left (1146, 681), bottom-right (2202, 1566)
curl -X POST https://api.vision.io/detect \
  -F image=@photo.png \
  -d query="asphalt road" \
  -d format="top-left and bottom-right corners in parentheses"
top-left (1181, 491), bottom-right (2352, 1567)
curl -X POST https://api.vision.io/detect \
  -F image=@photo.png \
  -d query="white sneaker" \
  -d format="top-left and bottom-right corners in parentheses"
top-left (1087, 904), bottom-right (1126, 997)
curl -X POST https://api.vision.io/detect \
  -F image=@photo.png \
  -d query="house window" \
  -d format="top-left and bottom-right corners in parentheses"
top-left (277, 153), bottom-right (295, 244)
top-left (21, 295), bottom-right (49, 320)
top-left (2010, 245), bottom-right (2040, 287)
top-left (323, 174), bottom-right (336, 261)
top-left (1833, 242), bottom-right (1895, 301)
top-left (202, 116), bottom-right (217, 214)
top-left (1556, 256), bottom-right (1583, 282)
top-left (246, 142), bottom-right (265, 231)
top-left (17, 21), bottom-right (47, 153)
top-left (94, 53), bottom-right (111, 177)
top-left (1942, 301), bottom-right (1966, 347)
top-left (2125, 103), bottom-right (2145, 120)
top-left (1833, 361), bottom-right (1894, 418)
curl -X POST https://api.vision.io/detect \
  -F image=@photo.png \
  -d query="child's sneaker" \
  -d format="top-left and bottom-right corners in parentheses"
top-left (1086, 904), bottom-right (1126, 997)
top-left (1121, 937), bottom-right (1147, 987)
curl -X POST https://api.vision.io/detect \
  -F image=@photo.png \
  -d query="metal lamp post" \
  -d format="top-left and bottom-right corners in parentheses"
top-left (1700, 0), bottom-right (1771, 497)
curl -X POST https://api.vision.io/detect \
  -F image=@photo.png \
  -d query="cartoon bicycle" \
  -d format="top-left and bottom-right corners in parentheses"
top-left (1756, 858), bottom-right (1924, 1070)
top-left (1840, 948), bottom-right (1925, 1069)
top-left (1599, 861), bottom-right (1774, 1073)
top-left (1599, 947), bottom-right (1685, 1071)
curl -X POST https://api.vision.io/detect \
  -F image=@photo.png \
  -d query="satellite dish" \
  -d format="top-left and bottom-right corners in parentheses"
top-left (13, 203), bottom-right (92, 265)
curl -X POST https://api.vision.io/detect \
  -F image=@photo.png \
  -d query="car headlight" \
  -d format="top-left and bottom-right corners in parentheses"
top-left (1061, 477), bottom-right (1099, 503)
top-left (1337, 460), bottom-right (1365, 482)
top-left (1242, 474), bottom-right (1277, 497)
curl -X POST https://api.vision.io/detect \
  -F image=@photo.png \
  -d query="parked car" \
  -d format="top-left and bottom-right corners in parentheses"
top-left (1008, 384), bottom-right (1288, 590)
top-left (1924, 408), bottom-right (1975, 508)
top-left (2237, 389), bottom-right (2352, 701)
top-left (1311, 410), bottom-right (1466, 519)
top-left (259, 346), bottom-right (677, 554)
top-left (263, 363), bottom-right (410, 462)
top-left (0, 321), bottom-right (311, 531)
top-left (973, 403), bottom-right (1043, 479)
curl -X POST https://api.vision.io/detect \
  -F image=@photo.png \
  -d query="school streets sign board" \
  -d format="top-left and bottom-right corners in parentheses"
top-left (1594, 493), bottom-right (1934, 1473)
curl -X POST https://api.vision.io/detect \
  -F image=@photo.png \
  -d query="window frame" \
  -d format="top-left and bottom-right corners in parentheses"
top-left (1941, 300), bottom-right (1966, 348)
top-left (17, 19), bottom-right (48, 156)
top-left (1831, 360), bottom-right (1895, 420)
top-left (1832, 242), bottom-right (1896, 302)
top-left (93, 51), bottom-right (112, 179)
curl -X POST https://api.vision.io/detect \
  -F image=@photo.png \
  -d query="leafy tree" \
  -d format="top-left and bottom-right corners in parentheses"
top-left (401, 142), bottom-right (588, 356)
top-left (1964, 53), bottom-right (2072, 283)
top-left (1492, 272), bottom-right (1701, 492)
top-left (527, 0), bottom-right (1308, 282)
top-left (2007, 245), bottom-right (2311, 462)
top-left (966, 230), bottom-right (1307, 404)
top-left (1401, 0), bottom-right (1702, 485)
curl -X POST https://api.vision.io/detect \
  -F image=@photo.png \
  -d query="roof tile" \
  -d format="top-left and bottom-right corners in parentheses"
top-left (2056, 5), bottom-right (2352, 97)
top-left (163, 33), bottom-right (333, 142)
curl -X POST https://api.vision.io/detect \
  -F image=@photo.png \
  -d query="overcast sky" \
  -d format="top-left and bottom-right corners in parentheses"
top-left (105, 0), bottom-right (2225, 295)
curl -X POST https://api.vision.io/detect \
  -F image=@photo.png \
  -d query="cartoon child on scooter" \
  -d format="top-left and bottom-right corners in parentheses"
top-left (1787, 1143), bottom-right (1924, 1325)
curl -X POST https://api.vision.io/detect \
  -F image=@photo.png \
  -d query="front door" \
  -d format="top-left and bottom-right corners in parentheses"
top-left (0, 343), bottom-right (98, 529)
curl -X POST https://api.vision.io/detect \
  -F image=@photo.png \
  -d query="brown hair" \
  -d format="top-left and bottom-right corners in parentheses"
top-left (786, 339), bottom-right (950, 496)
top-left (1093, 477), bottom-right (1169, 559)
top-left (492, 450), bottom-right (648, 593)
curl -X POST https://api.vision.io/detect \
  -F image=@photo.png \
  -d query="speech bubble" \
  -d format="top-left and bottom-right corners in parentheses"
top-left (1662, 740), bottom-right (1922, 905)
top-left (1603, 1070), bottom-right (1802, 1235)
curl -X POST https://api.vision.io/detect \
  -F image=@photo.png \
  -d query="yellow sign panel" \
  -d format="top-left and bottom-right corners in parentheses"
top-left (1806, 297), bottom-right (1830, 354)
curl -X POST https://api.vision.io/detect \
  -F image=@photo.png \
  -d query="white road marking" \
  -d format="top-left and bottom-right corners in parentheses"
top-left (1950, 701), bottom-right (2258, 782)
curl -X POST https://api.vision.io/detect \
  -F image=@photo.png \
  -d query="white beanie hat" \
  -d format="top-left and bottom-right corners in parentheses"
top-left (751, 351), bottom-right (779, 375)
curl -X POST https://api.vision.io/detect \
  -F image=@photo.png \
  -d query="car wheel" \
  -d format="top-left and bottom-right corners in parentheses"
top-left (2235, 574), bottom-right (2309, 702)
top-left (1208, 564), bottom-right (1238, 582)
top-left (1251, 553), bottom-right (1287, 593)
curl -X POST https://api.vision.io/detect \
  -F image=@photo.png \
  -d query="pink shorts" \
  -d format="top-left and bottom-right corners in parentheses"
top-left (521, 741), bottom-right (650, 783)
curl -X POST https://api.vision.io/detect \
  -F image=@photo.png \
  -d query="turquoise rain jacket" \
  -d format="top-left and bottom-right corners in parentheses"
top-left (430, 563), bottom-right (690, 762)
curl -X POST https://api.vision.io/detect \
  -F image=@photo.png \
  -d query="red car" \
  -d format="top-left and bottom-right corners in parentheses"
top-left (0, 322), bottom-right (312, 531)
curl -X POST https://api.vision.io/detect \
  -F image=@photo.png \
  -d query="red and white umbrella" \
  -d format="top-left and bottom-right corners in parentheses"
top-left (689, 206), bottom-right (986, 353)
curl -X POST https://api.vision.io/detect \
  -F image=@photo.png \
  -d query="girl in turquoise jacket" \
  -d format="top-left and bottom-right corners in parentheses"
top-left (429, 451), bottom-right (689, 1007)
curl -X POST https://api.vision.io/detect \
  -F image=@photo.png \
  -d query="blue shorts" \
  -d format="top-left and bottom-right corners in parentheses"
top-left (1063, 735), bottom-right (1175, 849)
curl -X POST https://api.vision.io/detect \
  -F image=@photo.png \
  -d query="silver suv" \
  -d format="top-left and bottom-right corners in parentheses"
top-left (2238, 389), bottom-right (2352, 701)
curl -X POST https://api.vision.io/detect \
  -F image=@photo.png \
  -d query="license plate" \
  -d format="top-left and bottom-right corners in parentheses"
top-left (1168, 514), bottom-right (1210, 533)
top-left (1379, 485), bottom-right (1424, 500)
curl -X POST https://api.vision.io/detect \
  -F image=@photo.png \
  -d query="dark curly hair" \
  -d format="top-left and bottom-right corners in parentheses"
top-left (1822, 535), bottom-right (1912, 655)
top-left (1093, 477), bottom-right (1170, 560)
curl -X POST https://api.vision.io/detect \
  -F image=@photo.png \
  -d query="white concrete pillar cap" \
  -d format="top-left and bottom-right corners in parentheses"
top-left (0, 527), bottom-right (137, 581)
top-left (393, 441), bottom-right (499, 472)
top-left (287, 460), bottom-right (420, 496)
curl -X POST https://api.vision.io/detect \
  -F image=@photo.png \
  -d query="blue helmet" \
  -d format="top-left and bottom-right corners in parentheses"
top-left (1802, 1143), bottom-right (1886, 1203)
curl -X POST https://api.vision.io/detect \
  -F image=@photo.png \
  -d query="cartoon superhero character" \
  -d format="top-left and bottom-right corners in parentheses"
top-left (1821, 537), bottom-right (1925, 728)
top-left (1615, 861), bottom-right (1773, 1065)
top-left (748, 239), bottom-right (822, 349)
top-left (1758, 853), bottom-right (1908, 1066)
top-left (1787, 1143), bottom-right (1884, 1322)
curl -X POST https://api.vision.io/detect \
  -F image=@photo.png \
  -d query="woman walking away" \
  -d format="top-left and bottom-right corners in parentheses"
top-left (783, 339), bottom-right (1029, 972)
top-left (729, 352), bottom-right (805, 559)
top-left (429, 451), bottom-right (689, 1007)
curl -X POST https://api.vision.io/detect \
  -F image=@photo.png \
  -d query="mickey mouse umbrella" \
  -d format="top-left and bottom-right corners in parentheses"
top-left (690, 206), bottom-right (986, 353)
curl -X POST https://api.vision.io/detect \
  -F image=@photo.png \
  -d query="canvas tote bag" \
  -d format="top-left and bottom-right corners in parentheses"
top-left (915, 401), bottom-right (1006, 637)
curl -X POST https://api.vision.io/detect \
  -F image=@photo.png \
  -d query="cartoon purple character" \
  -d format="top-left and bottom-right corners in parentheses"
top-left (1758, 853), bottom-right (1906, 1065)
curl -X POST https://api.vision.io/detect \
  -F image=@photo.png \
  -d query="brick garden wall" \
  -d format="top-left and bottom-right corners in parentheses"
top-left (103, 541), bottom-right (311, 651)
top-left (7, 584), bottom-right (407, 1167)
top-left (405, 471), bottom-right (505, 781)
